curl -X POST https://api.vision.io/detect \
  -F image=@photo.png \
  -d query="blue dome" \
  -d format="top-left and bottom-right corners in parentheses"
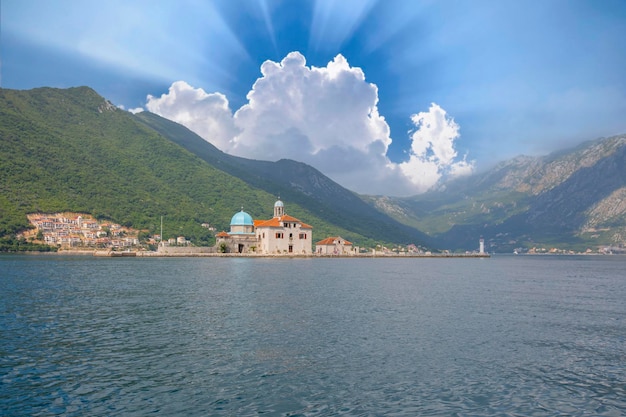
top-left (230, 210), bottom-right (254, 226)
top-left (274, 199), bottom-right (284, 207)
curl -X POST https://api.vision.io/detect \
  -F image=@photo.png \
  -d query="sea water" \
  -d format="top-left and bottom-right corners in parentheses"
top-left (1, 254), bottom-right (625, 416)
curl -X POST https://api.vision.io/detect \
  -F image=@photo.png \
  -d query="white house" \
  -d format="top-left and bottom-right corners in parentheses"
top-left (255, 200), bottom-right (313, 255)
top-left (316, 236), bottom-right (354, 255)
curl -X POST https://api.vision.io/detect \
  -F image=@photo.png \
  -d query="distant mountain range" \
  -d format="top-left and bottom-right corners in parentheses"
top-left (365, 135), bottom-right (626, 252)
top-left (1, 86), bottom-right (625, 252)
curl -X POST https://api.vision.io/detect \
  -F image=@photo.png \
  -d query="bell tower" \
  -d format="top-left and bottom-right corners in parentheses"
top-left (274, 198), bottom-right (284, 218)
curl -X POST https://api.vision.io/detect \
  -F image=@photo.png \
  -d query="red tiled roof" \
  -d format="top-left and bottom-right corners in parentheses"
top-left (216, 231), bottom-right (230, 237)
top-left (316, 236), bottom-right (352, 246)
top-left (254, 218), bottom-right (280, 228)
top-left (254, 215), bottom-right (312, 229)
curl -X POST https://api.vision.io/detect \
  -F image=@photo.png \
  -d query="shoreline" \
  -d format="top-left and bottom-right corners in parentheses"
top-left (1, 249), bottom-right (491, 258)
top-left (8, 249), bottom-right (625, 258)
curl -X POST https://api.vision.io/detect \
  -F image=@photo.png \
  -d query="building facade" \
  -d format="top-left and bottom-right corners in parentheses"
top-left (215, 200), bottom-right (313, 254)
top-left (315, 236), bottom-right (354, 255)
top-left (255, 200), bottom-right (313, 254)
top-left (215, 210), bottom-right (259, 253)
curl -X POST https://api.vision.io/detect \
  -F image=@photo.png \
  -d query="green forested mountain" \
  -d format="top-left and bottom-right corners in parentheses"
top-left (0, 86), bottom-right (431, 249)
top-left (0, 86), bottom-right (261, 243)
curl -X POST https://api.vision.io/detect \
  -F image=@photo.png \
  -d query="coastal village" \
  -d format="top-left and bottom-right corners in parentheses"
top-left (20, 199), bottom-right (458, 257)
top-left (23, 213), bottom-right (144, 249)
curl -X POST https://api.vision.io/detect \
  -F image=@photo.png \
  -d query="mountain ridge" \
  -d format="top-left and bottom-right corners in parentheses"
top-left (2, 85), bottom-right (624, 253)
top-left (133, 111), bottom-right (434, 247)
top-left (365, 134), bottom-right (626, 252)
top-left (0, 86), bottom-right (433, 250)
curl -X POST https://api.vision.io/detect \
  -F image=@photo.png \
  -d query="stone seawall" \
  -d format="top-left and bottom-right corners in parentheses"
top-left (153, 246), bottom-right (216, 256)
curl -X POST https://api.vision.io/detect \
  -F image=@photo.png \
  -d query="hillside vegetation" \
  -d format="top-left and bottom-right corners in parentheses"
top-left (0, 87), bottom-right (369, 249)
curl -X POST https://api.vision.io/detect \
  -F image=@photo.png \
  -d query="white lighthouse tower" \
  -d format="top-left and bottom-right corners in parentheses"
top-left (479, 237), bottom-right (485, 254)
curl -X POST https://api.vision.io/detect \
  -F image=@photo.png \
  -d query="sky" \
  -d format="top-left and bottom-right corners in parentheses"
top-left (2, 0), bottom-right (626, 196)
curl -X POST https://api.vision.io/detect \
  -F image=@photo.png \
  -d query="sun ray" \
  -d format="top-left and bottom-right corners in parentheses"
top-left (309, 0), bottom-right (379, 53)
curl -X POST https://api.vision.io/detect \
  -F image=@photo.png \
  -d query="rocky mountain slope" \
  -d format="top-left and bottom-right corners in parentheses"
top-left (365, 135), bottom-right (626, 252)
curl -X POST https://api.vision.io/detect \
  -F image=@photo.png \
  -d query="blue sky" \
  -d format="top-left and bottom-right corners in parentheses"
top-left (3, 0), bottom-right (626, 195)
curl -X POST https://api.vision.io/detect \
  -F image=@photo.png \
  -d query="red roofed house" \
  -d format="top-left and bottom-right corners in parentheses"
top-left (254, 199), bottom-right (313, 254)
top-left (315, 236), bottom-right (353, 255)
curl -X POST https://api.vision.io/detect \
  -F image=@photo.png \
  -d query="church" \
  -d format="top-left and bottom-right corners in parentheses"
top-left (215, 199), bottom-right (313, 255)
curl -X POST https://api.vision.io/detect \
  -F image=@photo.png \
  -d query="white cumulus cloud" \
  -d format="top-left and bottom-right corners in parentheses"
top-left (144, 52), bottom-right (473, 196)
top-left (399, 103), bottom-right (475, 191)
top-left (145, 81), bottom-right (239, 151)
top-left (231, 52), bottom-right (390, 158)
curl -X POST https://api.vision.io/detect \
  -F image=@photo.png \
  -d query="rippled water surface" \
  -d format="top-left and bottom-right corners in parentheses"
top-left (1, 255), bottom-right (625, 416)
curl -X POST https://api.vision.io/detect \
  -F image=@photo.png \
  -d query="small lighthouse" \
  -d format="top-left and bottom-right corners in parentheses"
top-left (479, 237), bottom-right (485, 254)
